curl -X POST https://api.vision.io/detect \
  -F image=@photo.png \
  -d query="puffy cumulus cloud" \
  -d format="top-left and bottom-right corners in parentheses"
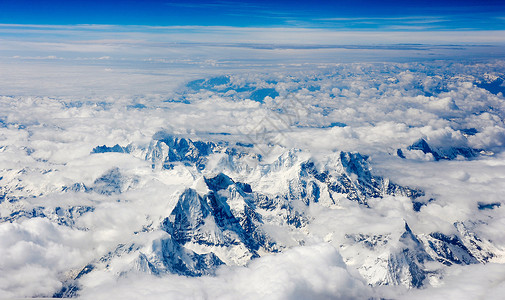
top-left (80, 244), bottom-right (373, 300)
top-left (1, 59), bottom-right (505, 299)
top-left (403, 263), bottom-right (505, 299)
top-left (0, 218), bottom-right (93, 297)
top-left (1, 61), bottom-right (504, 159)
top-left (470, 126), bottom-right (505, 150)
top-left (371, 151), bottom-right (505, 238)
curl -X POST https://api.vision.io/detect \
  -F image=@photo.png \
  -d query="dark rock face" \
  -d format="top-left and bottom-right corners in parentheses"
top-left (343, 221), bottom-right (500, 289)
top-left (162, 189), bottom-right (212, 245)
top-left (345, 223), bottom-right (432, 288)
top-left (92, 167), bottom-right (123, 195)
top-left (298, 152), bottom-right (424, 206)
top-left (400, 138), bottom-right (479, 161)
top-left (426, 232), bottom-right (478, 265)
top-left (62, 168), bottom-right (137, 196)
top-left (204, 173), bottom-right (234, 191)
top-left (91, 167), bottom-right (138, 195)
top-left (397, 224), bottom-right (432, 288)
top-left (346, 233), bottom-right (390, 250)
top-left (478, 202), bottom-right (500, 210)
top-left (162, 173), bottom-right (277, 260)
top-left (421, 222), bottom-right (496, 268)
top-left (146, 132), bottom-right (217, 170)
top-left (2, 206), bottom-right (94, 226)
top-left (53, 283), bottom-right (80, 298)
top-left (19, 132), bottom-right (499, 295)
top-left (92, 144), bottom-right (132, 154)
top-left (154, 238), bottom-right (224, 276)
top-left (408, 139), bottom-right (433, 156)
top-left (62, 182), bottom-right (89, 193)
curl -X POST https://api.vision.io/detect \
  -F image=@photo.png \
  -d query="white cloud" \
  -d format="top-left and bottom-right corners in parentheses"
top-left (1, 29), bottom-right (505, 299)
top-left (0, 218), bottom-right (94, 297)
top-left (403, 263), bottom-right (505, 299)
top-left (80, 244), bottom-right (373, 300)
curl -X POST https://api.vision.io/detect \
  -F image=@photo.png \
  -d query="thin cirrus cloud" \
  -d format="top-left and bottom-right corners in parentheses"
top-left (314, 16), bottom-right (448, 30)
top-left (2, 24), bottom-right (505, 46)
top-left (313, 14), bottom-right (505, 31)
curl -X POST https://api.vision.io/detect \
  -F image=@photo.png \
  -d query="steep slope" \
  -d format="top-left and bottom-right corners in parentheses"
top-left (1, 132), bottom-right (503, 297)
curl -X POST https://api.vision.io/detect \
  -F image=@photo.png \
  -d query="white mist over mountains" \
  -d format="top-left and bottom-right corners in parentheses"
top-left (1, 25), bottom-right (505, 299)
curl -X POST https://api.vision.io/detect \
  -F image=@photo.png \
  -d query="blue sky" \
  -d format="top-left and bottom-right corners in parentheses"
top-left (1, 0), bottom-right (504, 30)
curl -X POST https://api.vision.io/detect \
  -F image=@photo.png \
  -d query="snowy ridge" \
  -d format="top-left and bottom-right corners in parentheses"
top-left (2, 60), bottom-right (505, 298)
top-left (4, 132), bottom-right (490, 296)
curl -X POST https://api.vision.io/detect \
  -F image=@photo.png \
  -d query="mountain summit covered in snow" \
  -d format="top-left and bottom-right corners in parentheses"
top-left (1, 61), bottom-right (505, 299)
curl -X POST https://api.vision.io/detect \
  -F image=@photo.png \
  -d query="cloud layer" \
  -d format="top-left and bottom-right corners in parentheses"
top-left (1, 25), bottom-right (505, 298)
top-left (80, 244), bottom-right (373, 300)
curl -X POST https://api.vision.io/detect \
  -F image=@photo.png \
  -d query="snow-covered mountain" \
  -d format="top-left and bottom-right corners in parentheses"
top-left (3, 131), bottom-right (502, 297)
top-left (1, 61), bottom-right (505, 299)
